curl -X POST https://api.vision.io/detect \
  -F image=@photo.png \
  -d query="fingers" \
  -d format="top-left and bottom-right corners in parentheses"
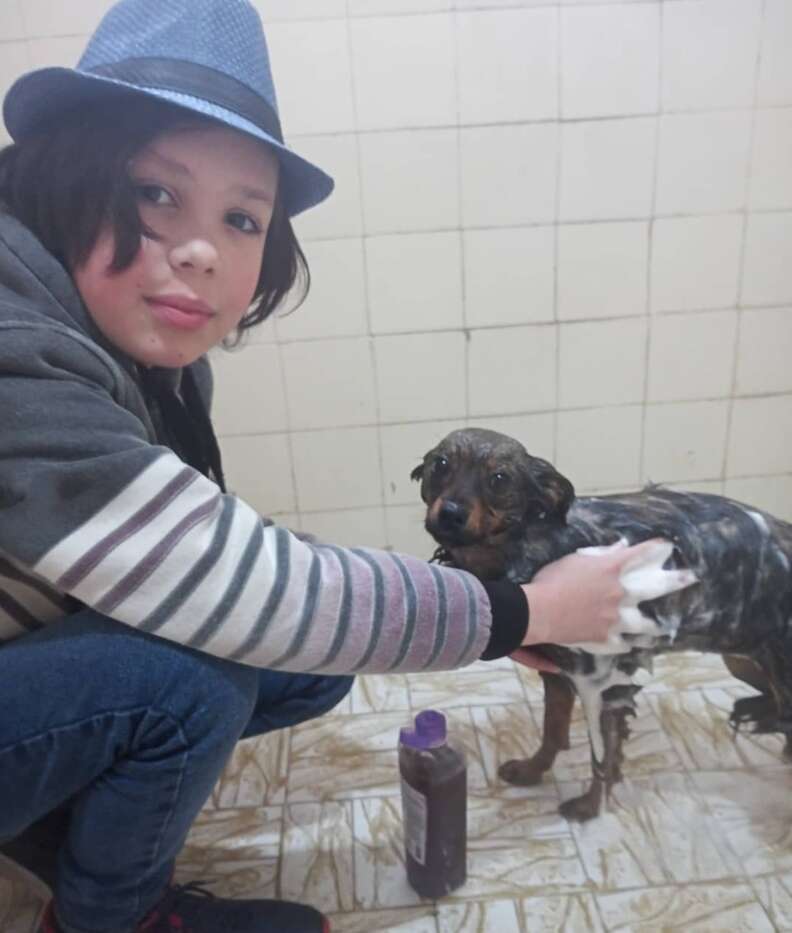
top-left (621, 537), bottom-right (674, 571)
top-left (618, 538), bottom-right (698, 601)
top-left (580, 536), bottom-right (699, 601)
top-left (577, 537), bottom-right (629, 557)
top-left (622, 566), bottom-right (698, 602)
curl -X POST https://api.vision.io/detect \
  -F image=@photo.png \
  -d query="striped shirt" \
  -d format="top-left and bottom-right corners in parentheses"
top-left (0, 213), bottom-right (494, 673)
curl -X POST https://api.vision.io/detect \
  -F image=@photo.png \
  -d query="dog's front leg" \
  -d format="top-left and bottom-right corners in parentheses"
top-left (499, 672), bottom-right (576, 786)
top-left (558, 703), bottom-right (633, 822)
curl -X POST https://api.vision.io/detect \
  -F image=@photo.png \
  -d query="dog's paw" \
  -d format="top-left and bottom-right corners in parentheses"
top-left (558, 793), bottom-right (601, 823)
top-left (498, 758), bottom-right (546, 787)
top-left (729, 693), bottom-right (777, 731)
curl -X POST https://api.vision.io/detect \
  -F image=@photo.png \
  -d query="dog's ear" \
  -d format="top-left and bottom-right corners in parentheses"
top-left (410, 463), bottom-right (424, 482)
top-left (526, 457), bottom-right (575, 521)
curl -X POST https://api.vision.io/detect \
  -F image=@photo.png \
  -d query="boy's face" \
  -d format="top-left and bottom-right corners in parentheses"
top-left (74, 123), bottom-right (279, 369)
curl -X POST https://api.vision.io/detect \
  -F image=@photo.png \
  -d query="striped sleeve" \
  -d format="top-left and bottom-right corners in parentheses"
top-left (30, 450), bottom-right (492, 673)
top-left (0, 322), bottom-right (494, 672)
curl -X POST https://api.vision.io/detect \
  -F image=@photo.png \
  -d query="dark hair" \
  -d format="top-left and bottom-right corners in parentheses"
top-left (0, 94), bottom-right (310, 336)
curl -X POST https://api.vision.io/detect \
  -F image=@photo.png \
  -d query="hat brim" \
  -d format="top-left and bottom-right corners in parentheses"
top-left (3, 67), bottom-right (334, 217)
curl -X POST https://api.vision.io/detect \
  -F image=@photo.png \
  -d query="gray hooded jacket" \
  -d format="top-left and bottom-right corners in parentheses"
top-left (0, 213), bottom-right (496, 672)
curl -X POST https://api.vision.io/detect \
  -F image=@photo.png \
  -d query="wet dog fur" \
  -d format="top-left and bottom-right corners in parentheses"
top-left (412, 427), bottom-right (792, 821)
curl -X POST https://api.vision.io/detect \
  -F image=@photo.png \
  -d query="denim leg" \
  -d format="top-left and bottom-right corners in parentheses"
top-left (0, 610), bottom-right (260, 933)
top-left (241, 671), bottom-right (355, 739)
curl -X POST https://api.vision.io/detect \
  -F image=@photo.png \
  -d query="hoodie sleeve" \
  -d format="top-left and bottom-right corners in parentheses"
top-left (0, 321), bottom-right (496, 673)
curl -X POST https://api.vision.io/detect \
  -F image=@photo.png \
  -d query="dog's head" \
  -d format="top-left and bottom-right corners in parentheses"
top-left (412, 428), bottom-right (575, 562)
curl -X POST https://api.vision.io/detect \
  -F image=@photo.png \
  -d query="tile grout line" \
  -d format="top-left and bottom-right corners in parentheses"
top-left (638, 0), bottom-right (664, 486)
top-left (721, 0), bottom-right (768, 487)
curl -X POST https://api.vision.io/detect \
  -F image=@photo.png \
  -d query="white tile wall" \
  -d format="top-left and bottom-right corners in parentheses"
top-left (3, 0), bottom-right (790, 548)
top-left (349, 14), bottom-right (456, 131)
top-left (358, 128), bottom-right (459, 234)
top-left (281, 338), bottom-right (377, 430)
top-left (464, 227), bottom-right (555, 327)
top-left (266, 21), bottom-right (355, 137)
top-left (651, 215), bottom-right (742, 313)
top-left (559, 118), bottom-right (656, 222)
top-left (300, 507), bottom-right (387, 549)
top-left (0, 40), bottom-right (29, 107)
top-left (556, 406), bottom-right (643, 490)
top-left (351, 0), bottom-right (450, 14)
top-left (26, 36), bottom-right (86, 69)
top-left (643, 401), bottom-right (730, 484)
top-left (374, 331), bottom-right (466, 423)
top-left (0, 2), bottom-right (26, 42)
top-left (662, 0), bottom-right (762, 112)
top-left (221, 433), bottom-right (297, 515)
top-left (749, 109), bottom-right (792, 211)
top-left (741, 213), bottom-right (792, 307)
top-left (366, 231), bottom-right (463, 334)
top-left (468, 325), bottom-right (557, 417)
top-left (290, 135), bottom-right (363, 241)
top-left (560, 5), bottom-right (660, 120)
top-left (460, 123), bottom-right (558, 228)
top-left (655, 112), bottom-right (752, 216)
top-left (253, 0), bottom-right (346, 23)
top-left (557, 221), bottom-right (648, 321)
top-left (647, 310), bottom-right (738, 403)
top-left (379, 419), bottom-right (459, 505)
top-left (757, 0), bottom-right (792, 107)
top-left (558, 318), bottom-right (647, 409)
top-left (210, 345), bottom-right (288, 437)
top-left (724, 476), bottom-right (792, 523)
top-left (728, 396), bottom-right (792, 477)
top-left (276, 239), bottom-right (368, 341)
top-left (384, 504), bottom-right (432, 558)
top-left (292, 427), bottom-right (382, 511)
top-left (21, 0), bottom-right (114, 37)
top-left (457, 9), bottom-right (558, 124)
top-left (736, 308), bottom-right (792, 397)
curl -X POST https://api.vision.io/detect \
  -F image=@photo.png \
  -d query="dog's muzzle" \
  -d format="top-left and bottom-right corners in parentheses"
top-left (426, 499), bottom-right (473, 545)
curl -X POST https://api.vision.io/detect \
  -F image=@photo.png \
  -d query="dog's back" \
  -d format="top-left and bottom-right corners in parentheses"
top-left (504, 486), bottom-right (792, 658)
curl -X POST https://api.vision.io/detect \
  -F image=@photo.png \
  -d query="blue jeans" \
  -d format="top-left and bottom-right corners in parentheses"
top-left (0, 610), bottom-right (353, 933)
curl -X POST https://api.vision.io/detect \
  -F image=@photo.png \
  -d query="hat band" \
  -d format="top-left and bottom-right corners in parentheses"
top-left (89, 57), bottom-right (284, 144)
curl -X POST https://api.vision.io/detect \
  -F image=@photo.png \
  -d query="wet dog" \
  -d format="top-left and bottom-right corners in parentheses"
top-left (412, 427), bottom-right (792, 821)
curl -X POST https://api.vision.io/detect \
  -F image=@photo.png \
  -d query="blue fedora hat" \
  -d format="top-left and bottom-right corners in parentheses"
top-left (2, 0), bottom-right (334, 217)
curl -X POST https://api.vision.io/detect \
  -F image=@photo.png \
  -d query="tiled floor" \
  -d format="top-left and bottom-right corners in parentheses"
top-left (3, 652), bottom-right (792, 931)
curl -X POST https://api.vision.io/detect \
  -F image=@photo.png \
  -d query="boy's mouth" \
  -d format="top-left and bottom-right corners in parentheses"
top-left (145, 293), bottom-right (215, 331)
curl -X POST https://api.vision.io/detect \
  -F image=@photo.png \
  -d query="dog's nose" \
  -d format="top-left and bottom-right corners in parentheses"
top-left (438, 500), bottom-right (469, 529)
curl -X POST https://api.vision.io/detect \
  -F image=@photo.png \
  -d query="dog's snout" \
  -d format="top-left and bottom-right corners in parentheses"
top-left (438, 500), bottom-right (469, 529)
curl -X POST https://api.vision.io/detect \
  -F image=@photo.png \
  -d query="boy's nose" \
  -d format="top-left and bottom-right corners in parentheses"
top-left (169, 238), bottom-right (218, 275)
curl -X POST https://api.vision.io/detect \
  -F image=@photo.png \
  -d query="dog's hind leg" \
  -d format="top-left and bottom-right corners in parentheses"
top-left (726, 650), bottom-right (792, 759)
top-left (499, 672), bottom-right (575, 787)
top-left (723, 653), bottom-right (771, 693)
top-left (558, 701), bottom-right (634, 823)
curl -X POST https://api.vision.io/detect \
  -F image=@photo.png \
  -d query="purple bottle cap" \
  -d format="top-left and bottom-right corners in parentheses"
top-left (399, 710), bottom-right (447, 749)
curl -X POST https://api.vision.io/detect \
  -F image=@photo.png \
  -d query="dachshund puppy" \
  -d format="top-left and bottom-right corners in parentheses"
top-left (412, 427), bottom-right (792, 822)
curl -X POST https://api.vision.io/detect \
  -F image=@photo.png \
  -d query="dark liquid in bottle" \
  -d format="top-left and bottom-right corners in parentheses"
top-left (399, 743), bottom-right (467, 899)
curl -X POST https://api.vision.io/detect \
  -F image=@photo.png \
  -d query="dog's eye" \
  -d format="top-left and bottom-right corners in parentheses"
top-left (432, 456), bottom-right (450, 477)
top-left (490, 471), bottom-right (511, 491)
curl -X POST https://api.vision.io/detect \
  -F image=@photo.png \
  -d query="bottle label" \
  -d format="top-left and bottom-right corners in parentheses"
top-left (400, 778), bottom-right (428, 866)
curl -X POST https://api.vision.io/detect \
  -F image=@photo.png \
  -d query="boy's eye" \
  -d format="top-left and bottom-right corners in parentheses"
top-left (227, 211), bottom-right (262, 235)
top-left (136, 184), bottom-right (175, 206)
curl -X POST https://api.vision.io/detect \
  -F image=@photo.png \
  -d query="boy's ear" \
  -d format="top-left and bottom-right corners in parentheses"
top-left (410, 463), bottom-right (424, 483)
top-left (526, 457), bottom-right (575, 520)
